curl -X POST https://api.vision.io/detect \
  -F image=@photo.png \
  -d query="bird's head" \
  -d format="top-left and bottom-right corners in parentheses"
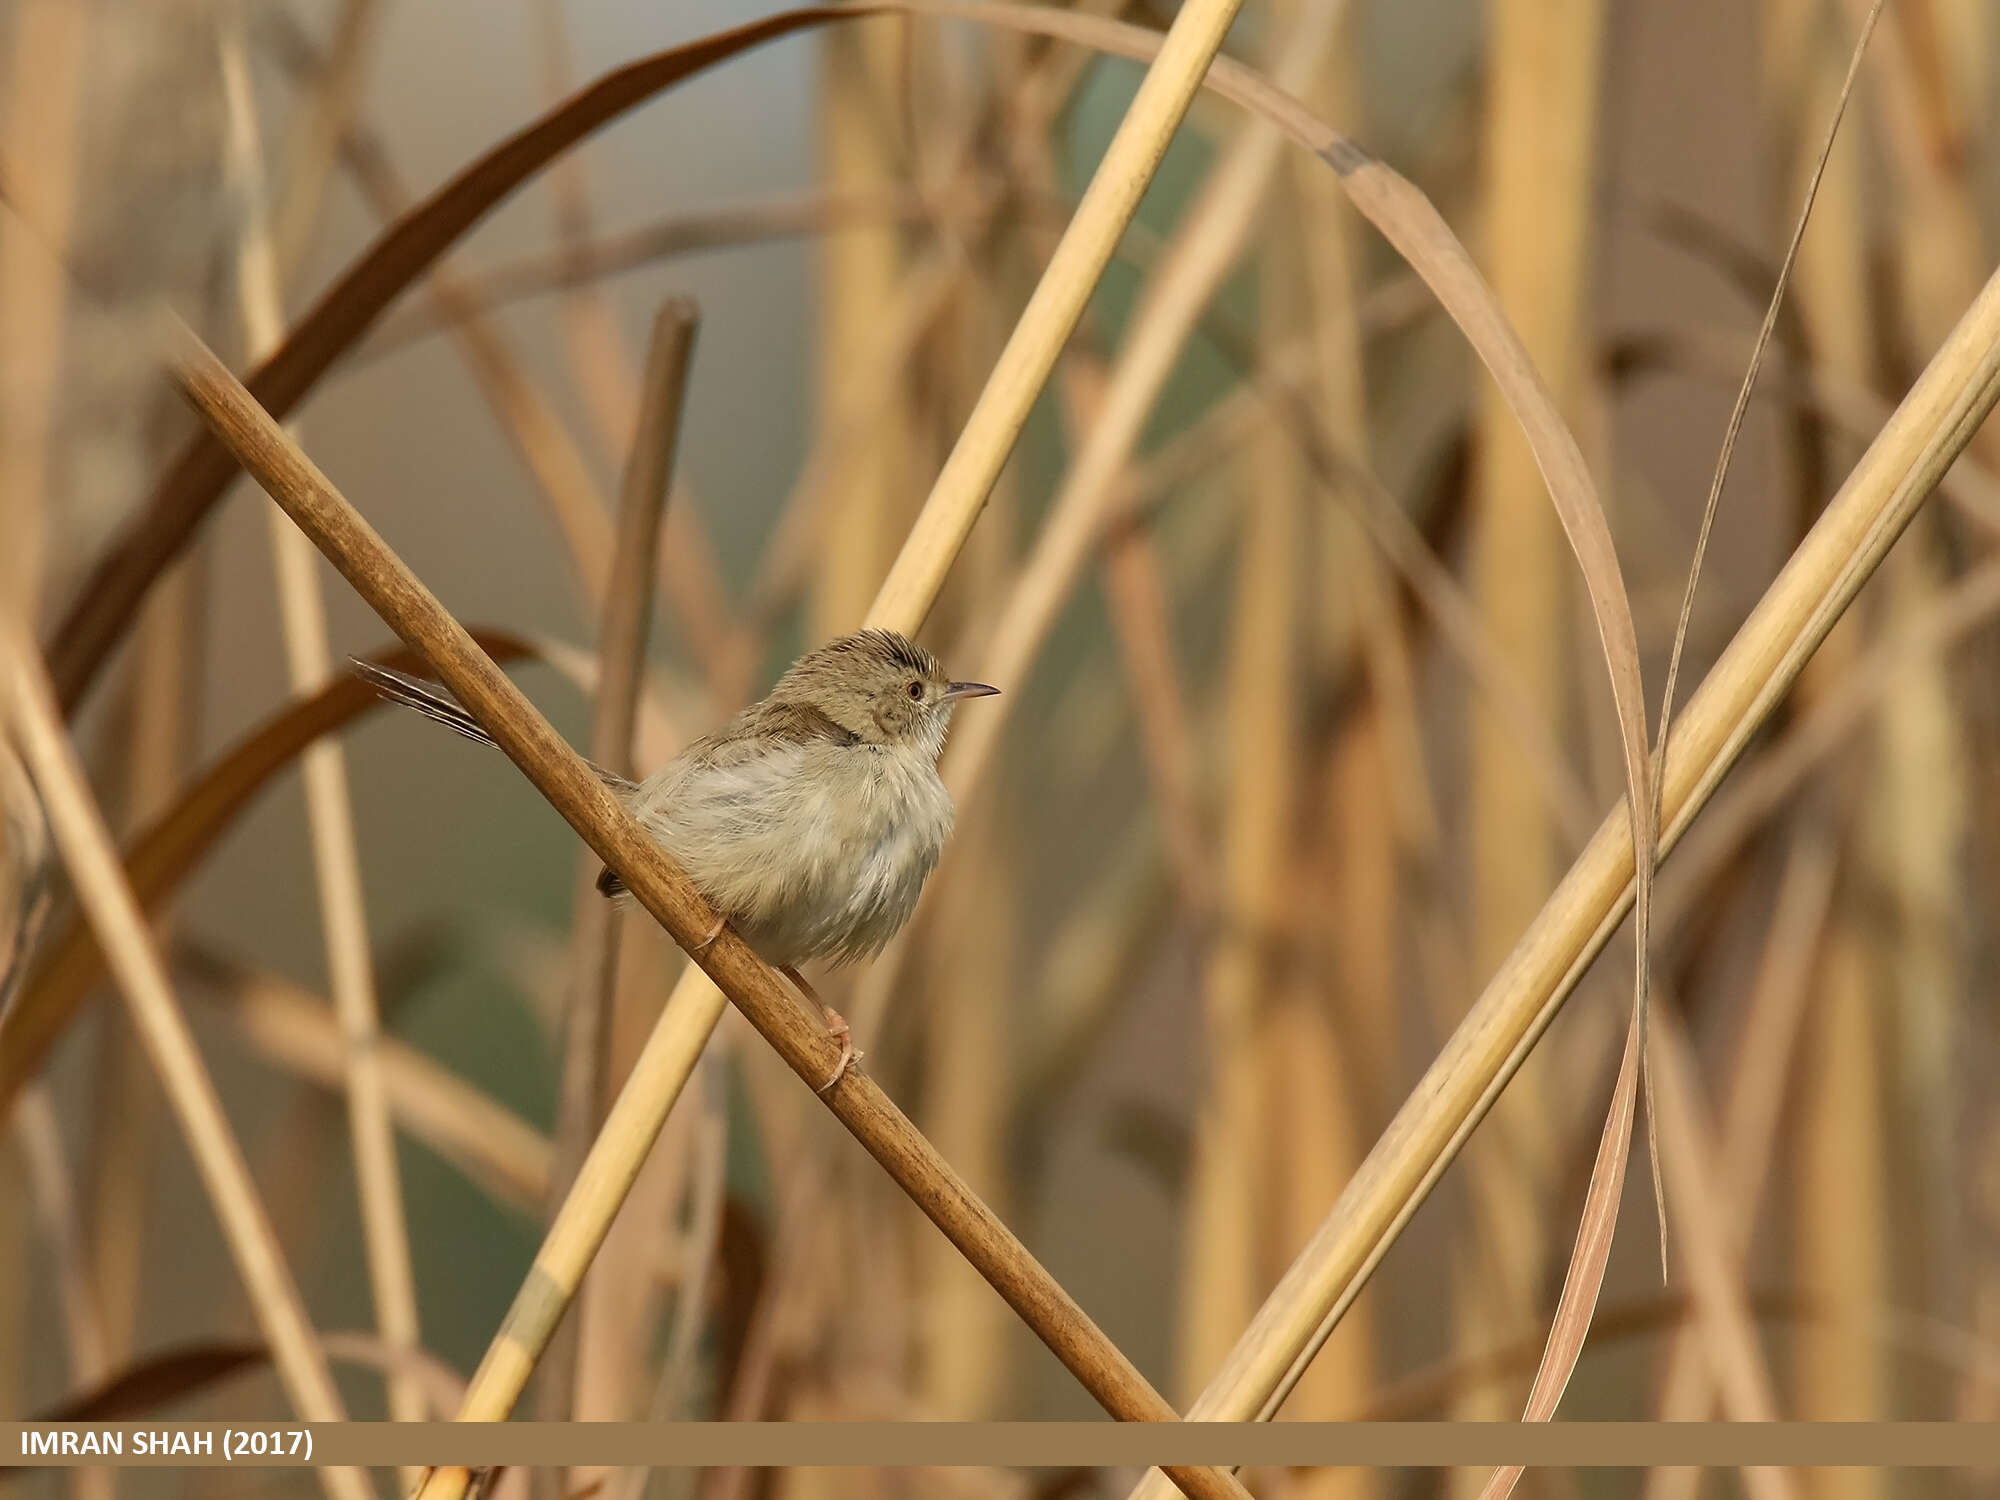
top-left (774, 629), bottom-right (998, 759)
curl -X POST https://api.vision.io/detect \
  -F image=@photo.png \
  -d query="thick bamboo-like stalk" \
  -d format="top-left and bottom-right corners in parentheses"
top-left (221, 26), bottom-right (425, 1442)
top-left (1128, 202), bottom-right (2000, 1500)
top-left (865, 0), bottom-right (1254, 633)
top-left (1460, 0), bottom-right (1607, 1429)
top-left (542, 303), bottom-right (697, 1431)
top-left (164, 320), bottom-right (1250, 1500)
top-left (0, 636), bottom-right (368, 1500)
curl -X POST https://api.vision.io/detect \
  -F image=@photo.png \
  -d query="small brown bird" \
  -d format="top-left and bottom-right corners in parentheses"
top-left (353, 629), bottom-right (998, 1089)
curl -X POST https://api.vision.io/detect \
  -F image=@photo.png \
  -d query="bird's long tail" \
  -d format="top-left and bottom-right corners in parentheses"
top-left (350, 659), bottom-right (501, 749)
top-left (349, 658), bottom-right (638, 794)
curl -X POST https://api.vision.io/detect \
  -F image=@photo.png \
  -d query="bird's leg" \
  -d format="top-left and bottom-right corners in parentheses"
top-left (780, 964), bottom-right (860, 1093)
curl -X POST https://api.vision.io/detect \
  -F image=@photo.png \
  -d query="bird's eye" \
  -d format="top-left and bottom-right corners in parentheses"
top-left (907, 680), bottom-right (924, 700)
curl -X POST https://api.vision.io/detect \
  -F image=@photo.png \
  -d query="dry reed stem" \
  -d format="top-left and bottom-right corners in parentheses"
top-left (1645, 826), bottom-right (1838, 1500)
top-left (864, 0), bottom-right (1254, 633)
top-left (222, 25), bottom-right (426, 1441)
top-left (1128, 218), bottom-right (2000, 1486)
top-left (183, 941), bottom-right (552, 1212)
top-left (543, 301), bottom-right (698, 1427)
top-left (0, 634), bottom-right (369, 1500)
top-left (163, 319), bottom-right (1249, 1500)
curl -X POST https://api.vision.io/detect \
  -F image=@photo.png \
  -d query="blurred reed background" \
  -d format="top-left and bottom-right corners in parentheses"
top-left (2, 1), bottom-right (1999, 1499)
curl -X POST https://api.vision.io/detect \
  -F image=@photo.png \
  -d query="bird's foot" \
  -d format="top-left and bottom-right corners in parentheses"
top-left (779, 965), bottom-right (863, 1093)
top-left (691, 913), bottom-right (727, 952)
top-left (814, 1005), bottom-right (861, 1094)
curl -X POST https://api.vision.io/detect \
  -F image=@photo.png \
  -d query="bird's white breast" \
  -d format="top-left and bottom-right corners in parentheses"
top-left (629, 740), bottom-right (953, 967)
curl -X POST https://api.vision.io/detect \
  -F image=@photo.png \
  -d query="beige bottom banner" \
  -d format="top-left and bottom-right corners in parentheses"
top-left (7, 1424), bottom-right (2000, 1469)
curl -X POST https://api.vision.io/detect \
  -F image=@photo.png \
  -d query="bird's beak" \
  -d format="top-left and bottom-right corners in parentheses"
top-left (943, 681), bottom-right (1000, 701)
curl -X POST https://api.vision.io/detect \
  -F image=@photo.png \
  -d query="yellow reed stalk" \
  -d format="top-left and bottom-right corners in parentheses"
top-left (866, 0), bottom-right (1254, 633)
top-left (1, 634), bottom-right (369, 1500)
top-left (222, 25), bottom-right (426, 1443)
top-left (1461, 0), bottom-right (1608, 1427)
top-left (1126, 186), bottom-right (2000, 1500)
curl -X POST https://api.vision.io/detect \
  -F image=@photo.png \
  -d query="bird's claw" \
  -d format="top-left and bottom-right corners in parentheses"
top-left (814, 1007), bottom-right (861, 1093)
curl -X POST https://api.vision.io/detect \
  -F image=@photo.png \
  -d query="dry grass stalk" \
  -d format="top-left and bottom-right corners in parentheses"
top-left (164, 319), bottom-right (1251, 1500)
top-left (222, 22), bottom-right (426, 1442)
top-left (0, 633), bottom-right (369, 1500)
top-left (1131, 214), bottom-right (2000, 1483)
top-left (542, 301), bottom-right (698, 1431)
